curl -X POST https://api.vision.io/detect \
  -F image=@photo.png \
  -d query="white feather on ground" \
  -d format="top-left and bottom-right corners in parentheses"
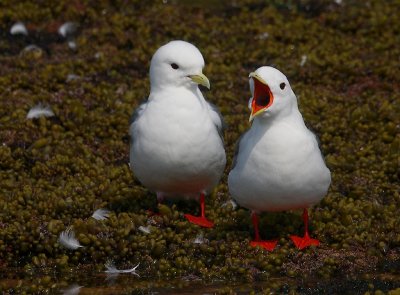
top-left (10, 22), bottom-right (28, 35)
top-left (105, 261), bottom-right (140, 277)
top-left (21, 44), bottom-right (43, 56)
top-left (221, 199), bottom-right (238, 210)
top-left (26, 104), bottom-right (54, 119)
top-left (91, 209), bottom-right (110, 220)
top-left (257, 32), bottom-right (269, 40)
top-left (58, 227), bottom-right (83, 250)
top-left (66, 74), bottom-right (80, 82)
top-left (138, 225), bottom-right (151, 234)
top-left (68, 40), bottom-right (77, 50)
top-left (193, 232), bottom-right (207, 244)
top-left (58, 22), bottom-right (78, 38)
top-left (94, 52), bottom-right (103, 59)
top-left (61, 284), bottom-right (83, 295)
top-left (300, 55), bottom-right (308, 67)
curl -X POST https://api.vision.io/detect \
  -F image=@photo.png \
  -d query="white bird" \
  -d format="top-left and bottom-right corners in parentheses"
top-left (129, 41), bottom-right (226, 228)
top-left (228, 66), bottom-right (331, 250)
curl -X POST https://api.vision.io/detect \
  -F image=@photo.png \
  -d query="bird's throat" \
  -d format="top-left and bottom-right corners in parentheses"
top-left (252, 79), bottom-right (274, 115)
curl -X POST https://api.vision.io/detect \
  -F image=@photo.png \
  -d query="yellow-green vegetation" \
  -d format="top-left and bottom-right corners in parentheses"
top-left (0, 0), bottom-right (399, 293)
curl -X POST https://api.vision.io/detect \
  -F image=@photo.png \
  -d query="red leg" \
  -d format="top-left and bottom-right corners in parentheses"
top-left (184, 193), bottom-right (214, 228)
top-left (249, 212), bottom-right (278, 251)
top-left (252, 212), bottom-right (261, 241)
top-left (200, 193), bottom-right (206, 218)
top-left (146, 192), bottom-right (164, 216)
top-left (290, 208), bottom-right (320, 250)
top-left (156, 192), bottom-right (165, 203)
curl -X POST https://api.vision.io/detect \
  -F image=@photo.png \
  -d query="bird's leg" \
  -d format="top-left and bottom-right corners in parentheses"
top-left (249, 211), bottom-right (278, 251)
top-left (147, 192), bottom-right (164, 216)
top-left (184, 193), bottom-right (214, 228)
top-left (156, 192), bottom-right (165, 204)
top-left (290, 208), bottom-right (320, 250)
top-left (303, 208), bottom-right (310, 239)
top-left (252, 212), bottom-right (261, 241)
top-left (200, 193), bottom-right (206, 218)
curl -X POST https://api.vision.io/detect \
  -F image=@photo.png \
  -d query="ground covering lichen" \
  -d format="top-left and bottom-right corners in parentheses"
top-left (0, 0), bottom-right (399, 293)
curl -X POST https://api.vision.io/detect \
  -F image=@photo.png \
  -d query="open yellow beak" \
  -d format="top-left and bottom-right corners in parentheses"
top-left (249, 72), bottom-right (267, 84)
top-left (248, 72), bottom-right (274, 122)
top-left (249, 108), bottom-right (264, 122)
top-left (189, 73), bottom-right (210, 90)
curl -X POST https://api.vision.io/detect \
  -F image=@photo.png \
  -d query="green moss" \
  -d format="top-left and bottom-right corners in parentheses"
top-left (0, 0), bottom-right (399, 293)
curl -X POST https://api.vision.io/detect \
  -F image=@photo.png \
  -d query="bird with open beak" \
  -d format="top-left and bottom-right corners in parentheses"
top-left (129, 40), bottom-right (226, 228)
top-left (228, 66), bottom-right (331, 250)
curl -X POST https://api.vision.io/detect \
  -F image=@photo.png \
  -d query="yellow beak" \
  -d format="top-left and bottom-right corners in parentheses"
top-left (249, 109), bottom-right (265, 122)
top-left (249, 72), bottom-right (267, 84)
top-left (189, 73), bottom-right (210, 90)
top-left (248, 72), bottom-right (273, 122)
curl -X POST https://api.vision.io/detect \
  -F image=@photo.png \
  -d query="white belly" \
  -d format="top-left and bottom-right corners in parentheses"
top-left (228, 122), bottom-right (331, 212)
top-left (130, 95), bottom-right (226, 195)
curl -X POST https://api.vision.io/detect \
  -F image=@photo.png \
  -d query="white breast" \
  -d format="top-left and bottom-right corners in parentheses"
top-left (228, 116), bottom-right (331, 212)
top-left (130, 88), bottom-right (226, 196)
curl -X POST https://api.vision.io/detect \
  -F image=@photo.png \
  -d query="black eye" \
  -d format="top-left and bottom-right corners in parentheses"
top-left (280, 82), bottom-right (286, 90)
top-left (171, 63), bottom-right (179, 69)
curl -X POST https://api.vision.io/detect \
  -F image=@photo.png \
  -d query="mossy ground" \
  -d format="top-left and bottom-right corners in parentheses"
top-left (0, 0), bottom-right (399, 293)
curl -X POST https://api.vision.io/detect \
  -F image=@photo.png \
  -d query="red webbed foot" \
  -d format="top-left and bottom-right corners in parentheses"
top-left (250, 239), bottom-right (278, 251)
top-left (290, 234), bottom-right (320, 250)
top-left (184, 193), bottom-right (214, 228)
top-left (290, 208), bottom-right (320, 250)
top-left (184, 214), bottom-right (214, 228)
top-left (249, 211), bottom-right (278, 251)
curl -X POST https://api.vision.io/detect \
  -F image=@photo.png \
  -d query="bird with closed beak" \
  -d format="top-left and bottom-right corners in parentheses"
top-left (228, 66), bottom-right (331, 250)
top-left (129, 40), bottom-right (226, 228)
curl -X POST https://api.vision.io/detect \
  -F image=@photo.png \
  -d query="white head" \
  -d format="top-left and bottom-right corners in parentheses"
top-left (149, 40), bottom-right (210, 92)
top-left (248, 66), bottom-right (298, 122)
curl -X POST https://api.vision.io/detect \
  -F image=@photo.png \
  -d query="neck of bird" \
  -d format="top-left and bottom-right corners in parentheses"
top-left (149, 85), bottom-right (205, 107)
top-left (252, 106), bottom-right (304, 132)
top-left (151, 82), bottom-right (199, 94)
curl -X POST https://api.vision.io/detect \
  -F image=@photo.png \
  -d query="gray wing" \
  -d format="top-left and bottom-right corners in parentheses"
top-left (129, 100), bottom-right (147, 126)
top-left (207, 101), bottom-right (226, 143)
top-left (231, 131), bottom-right (248, 170)
top-left (129, 100), bottom-right (147, 144)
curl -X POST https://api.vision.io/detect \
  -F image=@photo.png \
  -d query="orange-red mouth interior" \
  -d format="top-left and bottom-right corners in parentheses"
top-left (251, 78), bottom-right (274, 114)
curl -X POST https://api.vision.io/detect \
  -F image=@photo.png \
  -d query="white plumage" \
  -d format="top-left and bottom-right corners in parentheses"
top-left (138, 225), bottom-right (151, 234)
top-left (105, 261), bottom-right (140, 276)
top-left (228, 66), bottom-right (331, 250)
top-left (193, 232), bottom-right (207, 244)
top-left (58, 227), bottom-right (83, 250)
top-left (221, 199), bottom-right (237, 210)
top-left (129, 41), bottom-right (226, 227)
top-left (91, 208), bottom-right (110, 220)
top-left (26, 103), bottom-right (54, 119)
top-left (10, 22), bottom-right (28, 36)
top-left (61, 284), bottom-right (83, 295)
top-left (58, 22), bottom-right (78, 38)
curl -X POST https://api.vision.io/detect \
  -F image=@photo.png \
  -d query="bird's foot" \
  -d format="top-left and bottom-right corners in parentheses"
top-left (250, 240), bottom-right (278, 251)
top-left (290, 235), bottom-right (320, 250)
top-left (184, 214), bottom-right (214, 228)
